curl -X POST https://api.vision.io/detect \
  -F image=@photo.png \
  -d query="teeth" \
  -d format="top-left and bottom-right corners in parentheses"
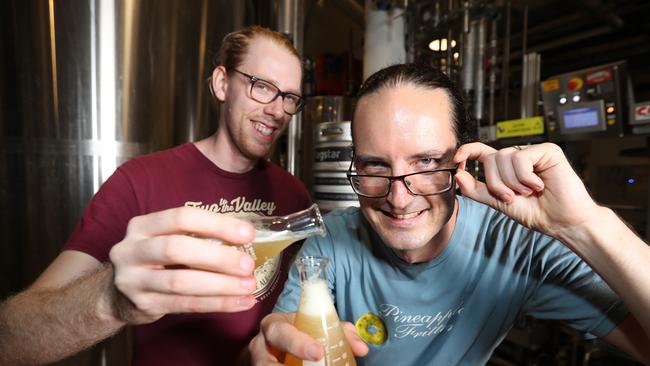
top-left (393, 212), bottom-right (420, 219)
top-left (254, 122), bottom-right (273, 136)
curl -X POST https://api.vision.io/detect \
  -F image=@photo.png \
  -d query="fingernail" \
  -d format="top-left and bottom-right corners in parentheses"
top-left (238, 223), bottom-right (253, 238)
top-left (240, 256), bottom-right (254, 272)
top-left (238, 296), bottom-right (255, 308)
top-left (240, 277), bottom-right (256, 290)
top-left (306, 344), bottom-right (322, 360)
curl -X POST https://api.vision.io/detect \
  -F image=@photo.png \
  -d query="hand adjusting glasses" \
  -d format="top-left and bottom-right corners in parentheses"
top-left (230, 68), bottom-right (304, 115)
top-left (346, 166), bottom-right (459, 198)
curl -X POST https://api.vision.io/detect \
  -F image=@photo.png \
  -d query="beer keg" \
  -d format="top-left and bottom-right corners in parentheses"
top-left (313, 121), bottom-right (359, 212)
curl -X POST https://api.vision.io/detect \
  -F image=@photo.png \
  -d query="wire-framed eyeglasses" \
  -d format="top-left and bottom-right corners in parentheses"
top-left (346, 166), bottom-right (458, 198)
top-left (230, 68), bottom-right (304, 115)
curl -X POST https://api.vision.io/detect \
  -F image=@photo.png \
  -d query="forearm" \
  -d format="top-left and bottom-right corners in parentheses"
top-left (557, 206), bottom-right (650, 338)
top-left (0, 264), bottom-right (127, 365)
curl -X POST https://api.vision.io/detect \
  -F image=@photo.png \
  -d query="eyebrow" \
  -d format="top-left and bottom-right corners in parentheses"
top-left (249, 72), bottom-right (302, 96)
top-left (355, 149), bottom-right (455, 163)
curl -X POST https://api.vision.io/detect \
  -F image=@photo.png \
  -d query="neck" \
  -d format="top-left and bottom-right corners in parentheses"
top-left (195, 130), bottom-right (259, 173)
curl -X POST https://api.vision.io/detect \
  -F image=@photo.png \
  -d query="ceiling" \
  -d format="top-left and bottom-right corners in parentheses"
top-left (310, 0), bottom-right (650, 101)
top-left (512, 0), bottom-right (650, 81)
top-left (412, 0), bottom-right (650, 99)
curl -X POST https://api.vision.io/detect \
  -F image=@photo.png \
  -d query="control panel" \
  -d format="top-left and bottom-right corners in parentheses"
top-left (541, 61), bottom-right (633, 141)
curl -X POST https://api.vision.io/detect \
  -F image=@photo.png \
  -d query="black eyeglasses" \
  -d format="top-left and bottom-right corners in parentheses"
top-left (346, 166), bottom-right (458, 198)
top-left (230, 68), bottom-right (304, 115)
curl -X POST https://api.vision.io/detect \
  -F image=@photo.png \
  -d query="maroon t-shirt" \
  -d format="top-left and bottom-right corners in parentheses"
top-left (64, 142), bottom-right (312, 365)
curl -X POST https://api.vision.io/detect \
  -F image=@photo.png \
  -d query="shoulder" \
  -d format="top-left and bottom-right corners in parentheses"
top-left (300, 206), bottom-right (365, 263)
top-left (261, 161), bottom-right (311, 200)
top-left (457, 195), bottom-right (530, 234)
top-left (457, 195), bottom-right (569, 266)
top-left (116, 143), bottom-right (197, 180)
top-left (121, 143), bottom-right (194, 169)
top-left (323, 206), bottom-right (361, 229)
top-left (318, 207), bottom-right (364, 249)
top-left (263, 161), bottom-right (305, 184)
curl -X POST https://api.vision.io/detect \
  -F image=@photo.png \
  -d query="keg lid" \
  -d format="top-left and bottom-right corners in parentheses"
top-left (315, 121), bottom-right (352, 143)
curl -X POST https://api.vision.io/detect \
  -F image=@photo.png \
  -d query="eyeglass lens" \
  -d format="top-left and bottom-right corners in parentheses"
top-left (250, 79), bottom-right (301, 114)
top-left (352, 170), bottom-right (453, 197)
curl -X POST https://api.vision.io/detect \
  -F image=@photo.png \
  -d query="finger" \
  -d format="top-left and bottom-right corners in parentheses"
top-left (127, 206), bottom-right (255, 244)
top-left (511, 148), bottom-right (546, 192)
top-left (249, 332), bottom-right (284, 366)
top-left (454, 143), bottom-right (516, 201)
top-left (128, 292), bottom-right (256, 314)
top-left (137, 268), bottom-right (256, 297)
top-left (128, 234), bottom-right (255, 275)
top-left (494, 148), bottom-right (534, 196)
top-left (455, 169), bottom-right (504, 209)
top-left (481, 153), bottom-right (516, 202)
top-left (453, 142), bottom-right (497, 165)
top-left (342, 322), bottom-right (369, 357)
top-left (261, 313), bottom-right (324, 361)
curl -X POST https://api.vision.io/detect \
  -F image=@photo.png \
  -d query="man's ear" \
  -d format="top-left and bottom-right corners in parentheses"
top-left (211, 66), bottom-right (228, 102)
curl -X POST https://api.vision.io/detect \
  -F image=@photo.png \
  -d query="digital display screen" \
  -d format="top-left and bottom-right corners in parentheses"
top-left (562, 107), bottom-right (599, 129)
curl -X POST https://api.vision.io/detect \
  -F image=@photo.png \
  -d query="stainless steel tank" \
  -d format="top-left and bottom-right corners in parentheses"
top-left (0, 0), bottom-right (246, 364)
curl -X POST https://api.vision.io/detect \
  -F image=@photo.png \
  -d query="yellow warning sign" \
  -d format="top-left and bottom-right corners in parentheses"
top-left (496, 117), bottom-right (545, 139)
top-left (542, 79), bottom-right (560, 92)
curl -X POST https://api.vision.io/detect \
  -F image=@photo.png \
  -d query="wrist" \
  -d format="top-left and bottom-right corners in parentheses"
top-left (555, 205), bottom-right (618, 254)
top-left (97, 263), bottom-right (131, 326)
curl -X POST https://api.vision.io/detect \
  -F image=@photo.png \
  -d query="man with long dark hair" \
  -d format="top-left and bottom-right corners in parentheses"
top-left (250, 63), bottom-right (650, 365)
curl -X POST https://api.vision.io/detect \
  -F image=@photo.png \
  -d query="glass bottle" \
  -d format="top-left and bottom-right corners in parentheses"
top-left (284, 256), bottom-right (356, 366)
top-left (209, 204), bottom-right (325, 269)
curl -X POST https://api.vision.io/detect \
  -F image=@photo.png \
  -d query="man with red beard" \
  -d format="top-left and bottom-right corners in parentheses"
top-left (0, 26), bottom-right (311, 365)
top-left (249, 64), bottom-right (650, 365)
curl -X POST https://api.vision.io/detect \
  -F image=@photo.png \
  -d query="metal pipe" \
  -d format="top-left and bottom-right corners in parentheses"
top-left (501, 0), bottom-right (511, 120)
top-left (461, 20), bottom-right (476, 93)
top-left (520, 4), bottom-right (528, 118)
top-left (447, 0), bottom-right (455, 77)
top-left (277, 0), bottom-right (305, 176)
top-left (521, 4), bottom-right (528, 62)
top-left (488, 17), bottom-right (497, 126)
top-left (463, 0), bottom-right (469, 33)
top-left (446, 28), bottom-right (453, 77)
top-left (474, 16), bottom-right (486, 122)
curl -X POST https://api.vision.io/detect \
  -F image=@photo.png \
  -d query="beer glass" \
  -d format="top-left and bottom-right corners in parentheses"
top-left (284, 256), bottom-right (356, 366)
top-left (211, 204), bottom-right (326, 269)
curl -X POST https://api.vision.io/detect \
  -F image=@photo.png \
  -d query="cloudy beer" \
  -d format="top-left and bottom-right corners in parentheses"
top-left (284, 257), bottom-right (356, 366)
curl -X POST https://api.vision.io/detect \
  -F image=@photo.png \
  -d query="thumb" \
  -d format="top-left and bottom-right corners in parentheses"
top-left (455, 170), bottom-right (503, 209)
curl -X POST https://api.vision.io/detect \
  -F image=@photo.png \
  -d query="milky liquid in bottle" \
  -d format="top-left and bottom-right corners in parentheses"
top-left (284, 256), bottom-right (356, 366)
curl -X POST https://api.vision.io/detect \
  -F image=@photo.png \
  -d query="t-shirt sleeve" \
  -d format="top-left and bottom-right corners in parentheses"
top-left (522, 235), bottom-right (629, 337)
top-left (63, 167), bottom-right (140, 263)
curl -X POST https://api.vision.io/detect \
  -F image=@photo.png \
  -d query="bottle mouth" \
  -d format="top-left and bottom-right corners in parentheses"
top-left (297, 255), bottom-right (329, 279)
top-left (297, 255), bottom-right (328, 266)
top-left (284, 204), bottom-right (326, 236)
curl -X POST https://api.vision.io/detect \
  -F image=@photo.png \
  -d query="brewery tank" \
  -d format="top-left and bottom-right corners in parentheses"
top-left (0, 0), bottom-right (246, 364)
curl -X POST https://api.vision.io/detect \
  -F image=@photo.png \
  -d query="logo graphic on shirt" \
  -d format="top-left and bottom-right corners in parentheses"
top-left (185, 197), bottom-right (277, 215)
top-left (355, 313), bottom-right (388, 345)
top-left (184, 197), bottom-right (280, 299)
top-left (368, 304), bottom-right (464, 341)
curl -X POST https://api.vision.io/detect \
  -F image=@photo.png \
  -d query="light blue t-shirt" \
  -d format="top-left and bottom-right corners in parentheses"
top-left (274, 196), bottom-right (628, 365)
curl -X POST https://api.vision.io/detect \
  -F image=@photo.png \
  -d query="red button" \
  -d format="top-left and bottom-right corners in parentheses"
top-left (567, 77), bottom-right (583, 90)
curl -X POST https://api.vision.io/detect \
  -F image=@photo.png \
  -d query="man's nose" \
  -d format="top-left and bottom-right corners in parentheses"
top-left (386, 178), bottom-right (415, 208)
top-left (264, 96), bottom-right (286, 119)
